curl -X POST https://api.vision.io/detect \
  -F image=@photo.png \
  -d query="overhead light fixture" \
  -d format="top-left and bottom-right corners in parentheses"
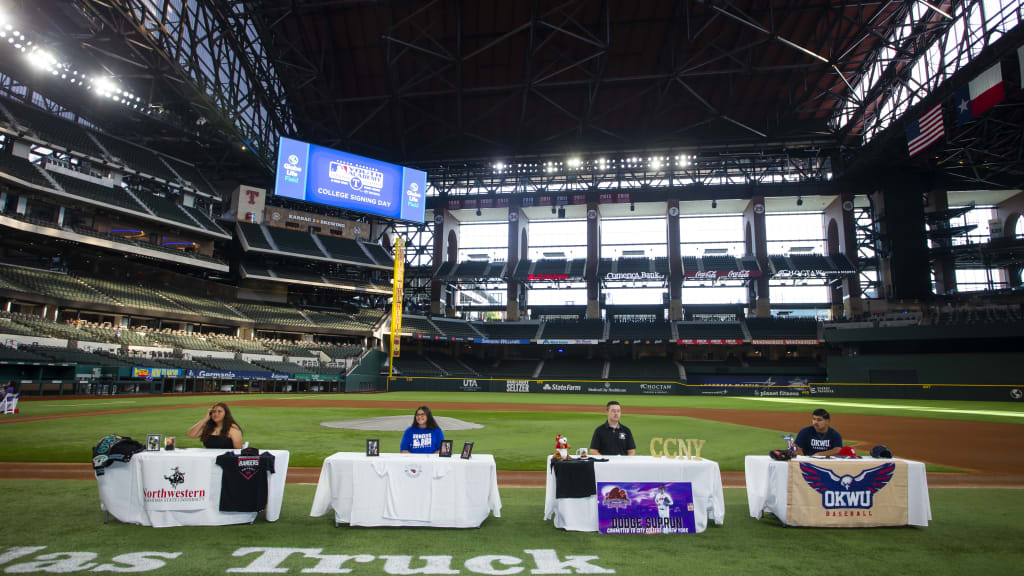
top-left (630, 202), bottom-right (635, 212)
top-left (551, 205), bottom-right (556, 214)
top-left (475, 207), bottom-right (482, 217)
top-left (796, 196), bottom-right (804, 206)
top-left (558, 206), bottom-right (566, 219)
top-left (711, 199), bottom-right (717, 209)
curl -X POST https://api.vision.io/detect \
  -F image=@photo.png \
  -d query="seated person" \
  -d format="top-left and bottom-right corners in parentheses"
top-left (187, 402), bottom-right (243, 449)
top-left (794, 408), bottom-right (843, 457)
top-left (589, 401), bottom-right (636, 456)
top-left (401, 406), bottom-right (444, 454)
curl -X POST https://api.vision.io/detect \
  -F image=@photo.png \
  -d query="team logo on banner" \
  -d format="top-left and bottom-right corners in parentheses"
top-left (164, 467), bottom-right (186, 489)
top-left (597, 482), bottom-right (696, 534)
top-left (800, 462), bottom-right (894, 509)
top-left (787, 460), bottom-right (908, 526)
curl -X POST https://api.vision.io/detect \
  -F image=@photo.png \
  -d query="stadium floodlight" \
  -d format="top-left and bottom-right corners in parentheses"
top-left (651, 158), bottom-right (662, 170)
top-left (93, 77), bottom-right (117, 98)
top-left (567, 157), bottom-right (581, 169)
top-left (26, 48), bottom-right (58, 71)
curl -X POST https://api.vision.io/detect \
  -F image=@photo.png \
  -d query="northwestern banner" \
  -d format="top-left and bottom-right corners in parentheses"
top-left (598, 482), bottom-right (696, 534)
top-left (787, 460), bottom-right (908, 527)
top-left (140, 457), bottom-right (211, 511)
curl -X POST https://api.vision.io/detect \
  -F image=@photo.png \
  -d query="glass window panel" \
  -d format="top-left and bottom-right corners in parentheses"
top-left (681, 286), bottom-right (747, 304)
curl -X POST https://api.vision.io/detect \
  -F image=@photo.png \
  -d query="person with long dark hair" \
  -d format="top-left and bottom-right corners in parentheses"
top-left (187, 402), bottom-right (243, 449)
top-left (400, 405), bottom-right (444, 454)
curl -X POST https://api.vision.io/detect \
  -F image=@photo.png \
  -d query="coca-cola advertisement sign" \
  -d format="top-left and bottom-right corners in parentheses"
top-left (684, 270), bottom-right (761, 279)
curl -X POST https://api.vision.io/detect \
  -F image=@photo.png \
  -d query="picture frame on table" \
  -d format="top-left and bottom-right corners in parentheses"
top-left (146, 434), bottom-right (162, 451)
top-left (164, 436), bottom-right (176, 451)
top-left (461, 441), bottom-right (474, 460)
top-left (439, 440), bottom-right (453, 458)
top-left (366, 438), bottom-right (380, 457)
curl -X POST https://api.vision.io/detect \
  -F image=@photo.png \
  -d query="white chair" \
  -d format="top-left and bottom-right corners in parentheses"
top-left (1, 393), bottom-right (18, 414)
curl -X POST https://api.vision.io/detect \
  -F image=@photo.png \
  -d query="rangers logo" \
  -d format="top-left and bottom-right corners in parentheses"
top-left (164, 466), bottom-right (186, 489)
top-left (800, 462), bottom-right (894, 509)
top-left (238, 455), bottom-right (260, 480)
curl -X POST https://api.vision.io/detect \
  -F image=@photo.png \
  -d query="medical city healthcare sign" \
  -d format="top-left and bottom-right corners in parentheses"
top-left (275, 137), bottom-right (426, 223)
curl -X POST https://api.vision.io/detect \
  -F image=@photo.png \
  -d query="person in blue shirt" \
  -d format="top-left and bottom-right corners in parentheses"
top-left (400, 405), bottom-right (444, 454)
top-left (795, 408), bottom-right (843, 456)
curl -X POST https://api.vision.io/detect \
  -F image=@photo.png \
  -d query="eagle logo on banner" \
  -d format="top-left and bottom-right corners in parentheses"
top-left (799, 462), bottom-right (895, 509)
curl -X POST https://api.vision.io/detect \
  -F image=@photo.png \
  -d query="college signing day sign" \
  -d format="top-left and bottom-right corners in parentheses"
top-left (598, 482), bottom-right (696, 534)
top-left (275, 136), bottom-right (426, 223)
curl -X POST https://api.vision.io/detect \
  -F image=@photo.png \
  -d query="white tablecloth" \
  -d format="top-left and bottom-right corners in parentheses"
top-left (744, 455), bottom-right (931, 526)
top-left (96, 449), bottom-right (289, 527)
top-left (543, 455), bottom-right (726, 533)
top-left (310, 452), bottom-right (502, 527)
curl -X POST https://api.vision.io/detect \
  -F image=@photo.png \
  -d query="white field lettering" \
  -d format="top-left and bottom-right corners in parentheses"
top-left (0, 547), bottom-right (615, 574)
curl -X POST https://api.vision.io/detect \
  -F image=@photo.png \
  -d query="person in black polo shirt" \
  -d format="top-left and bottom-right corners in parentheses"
top-left (589, 401), bottom-right (636, 456)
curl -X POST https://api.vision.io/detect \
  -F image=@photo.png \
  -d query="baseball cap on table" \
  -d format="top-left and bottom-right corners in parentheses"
top-left (769, 449), bottom-right (795, 461)
top-left (836, 446), bottom-right (858, 458)
top-left (870, 445), bottom-right (893, 459)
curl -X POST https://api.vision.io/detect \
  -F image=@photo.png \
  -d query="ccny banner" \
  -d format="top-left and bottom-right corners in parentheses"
top-left (787, 460), bottom-right (908, 527)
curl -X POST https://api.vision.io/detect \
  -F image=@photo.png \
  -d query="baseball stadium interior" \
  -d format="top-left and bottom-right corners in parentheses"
top-left (0, 0), bottom-right (1023, 400)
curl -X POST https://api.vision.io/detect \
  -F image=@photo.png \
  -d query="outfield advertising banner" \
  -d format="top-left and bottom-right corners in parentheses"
top-left (787, 460), bottom-right (908, 527)
top-left (275, 137), bottom-right (426, 222)
top-left (131, 367), bottom-right (183, 379)
top-left (185, 370), bottom-right (291, 380)
top-left (387, 377), bottom-right (680, 395)
top-left (598, 482), bottom-right (696, 534)
top-left (686, 375), bottom-right (828, 397)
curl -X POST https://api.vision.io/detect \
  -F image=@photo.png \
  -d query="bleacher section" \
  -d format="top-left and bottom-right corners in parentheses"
top-left (398, 316), bottom-right (441, 336)
top-left (473, 322), bottom-right (540, 340)
top-left (488, 358), bottom-right (540, 377)
top-left (163, 157), bottom-right (216, 196)
top-left (394, 354), bottom-right (441, 376)
top-left (539, 358), bottom-right (603, 379)
top-left (134, 192), bottom-right (198, 229)
top-left (0, 99), bottom-right (107, 158)
top-left (746, 318), bottom-right (818, 341)
top-left (363, 243), bottom-right (394, 267)
top-left (539, 320), bottom-right (603, 340)
top-left (424, 354), bottom-right (477, 376)
top-left (29, 346), bottom-right (122, 366)
top-left (237, 222), bottom-right (274, 250)
top-left (181, 205), bottom-right (228, 235)
top-left (84, 277), bottom-right (187, 313)
top-left (317, 235), bottom-right (375, 265)
top-left (319, 345), bottom-right (363, 360)
top-left (0, 266), bottom-right (118, 305)
top-left (157, 292), bottom-right (244, 321)
top-left (92, 132), bottom-right (179, 182)
top-left (607, 358), bottom-right (680, 380)
top-left (233, 303), bottom-right (314, 327)
top-left (431, 318), bottom-right (482, 339)
top-left (303, 309), bottom-right (375, 331)
top-left (0, 152), bottom-right (52, 188)
top-left (609, 321), bottom-right (672, 341)
top-left (198, 358), bottom-right (266, 372)
top-left (266, 227), bottom-right (326, 257)
top-left (676, 322), bottom-right (745, 342)
top-left (47, 171), bottom-right (145, 211)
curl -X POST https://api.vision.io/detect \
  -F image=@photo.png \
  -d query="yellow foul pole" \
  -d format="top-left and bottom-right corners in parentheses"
top-left (388, 237), bottom-right (406, 389)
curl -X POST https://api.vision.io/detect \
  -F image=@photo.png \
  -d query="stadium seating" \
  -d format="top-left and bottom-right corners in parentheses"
top-left (423, 353), bottom-right (477, 376)
top-left (607, 358), bottom-right (681, 380)
top-left (237, 222), bottom-right (275, 250)
top-left (267, 227), bottom-right (326, 257)
top-left (540, 358), bottom-right (603, 379)
top-left (702, 255), bottom-right (738, 272)
top-left (92, 132), bottom-right (179, 182)
top-left (316, 235), bottom-right (374, 264)
top-left (82, 276), bottom-right (189, 313)
top-left (162, 157), bottom-right (217, 196)
top-left (0, 266), bottom-right (118, 305)
top-left (676, 322), bottom-right (745, 341)
top-left (489, 358), bottom-right (541, 377)
top-left (431, 318), bottom-right (482, 339)
top-left (302, 309), bottom-right (371, 331)
top-left (398, 316), bottom-right (441, 336)
top-left (47, 171), bottom-right (147, 211)
top-left (473, 322), bottom-right (540, 340)
top-left (233, 303), bottom-right (314, 327)
top-left (318, 344), bottom-right (363, 360)
top-left (0, 99), bottom-right (106, 158)
top-left (745, 318), bottom-right (818, 340)
top-left (198, 358), bottom-right (266, 372)
top-left (267, 342), bottom-right (318, 358)
top-left (538, 319), bottom-right (603, 340)
top-left (609, 320), bottom-right (672, 341)
top-left (157, 292), bottom-right (245, 321)
top-left (133, 192), bottom-right (200, 229)
top-left (0, 344), bottom-right (51, 362)
top-left (362, 243), bottom-right (394, 267)
top-left (29, 346), bottom-right (123, 366)
top-left (394, 354), bottom-right (441, 376)
top-left (0, 153), bottom-right (53, 188)
top-left (181, 205), bottom-right (229, 235)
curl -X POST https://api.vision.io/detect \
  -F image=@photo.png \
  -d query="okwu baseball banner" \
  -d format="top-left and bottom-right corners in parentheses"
top-left (141, 457), bottom-right (212, 511)
top-left (598, 482), bottom-right (696, 534)
top-left (787, 460), bottom-right (908, 527)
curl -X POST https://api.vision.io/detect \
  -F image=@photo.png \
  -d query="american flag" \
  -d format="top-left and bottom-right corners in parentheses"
top-left (905, 103), bottom-right (945, 157)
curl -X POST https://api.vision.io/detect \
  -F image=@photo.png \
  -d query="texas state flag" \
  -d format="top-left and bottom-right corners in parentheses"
top-left (954, 64), bottom-right (1004, 126)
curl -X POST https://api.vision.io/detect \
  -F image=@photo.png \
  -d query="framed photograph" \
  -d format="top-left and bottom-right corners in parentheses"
top-left (164, 436), bottom-right (176, 451)
top-left (146, 434), bottom-right (162, 452)
top-left (439, 440), bottom-right (453, 458)
top-left (460, 441), bottom-right (474, 460)
top-left (366, 438), bottom-right (380, 457)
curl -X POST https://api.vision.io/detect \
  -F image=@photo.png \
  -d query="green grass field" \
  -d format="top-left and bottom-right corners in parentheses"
top-left (1, 393), bottom-right (1022, 575)
top-left (0, 481), bottom-right (1021, 575)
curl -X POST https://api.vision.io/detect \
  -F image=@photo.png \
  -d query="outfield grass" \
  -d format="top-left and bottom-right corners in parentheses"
top-left (0, 405), bottom-right (798, 470)
top-left (16, 392), bottom-right (1024, 424)
top-left (0, 480), bottom-right (1020, 575)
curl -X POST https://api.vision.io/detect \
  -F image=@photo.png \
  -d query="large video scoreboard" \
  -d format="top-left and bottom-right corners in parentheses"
top-left (274, 137), bottom-right (426, 223)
